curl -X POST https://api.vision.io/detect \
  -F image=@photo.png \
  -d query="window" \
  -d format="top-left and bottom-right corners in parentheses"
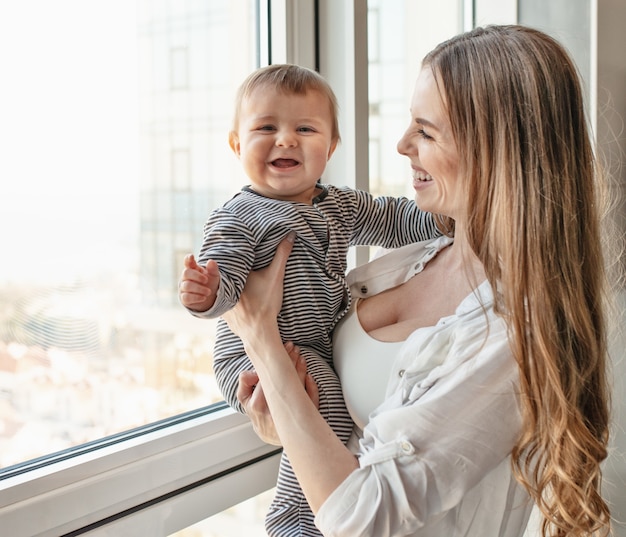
top-left (170, 47), bottom-right (189, 91)
top-left (0, 0), bottom-right (283, 533)
top-left (367, 0), bottom-right (462, 199)
top-left (0, 0), bottom-right (258, 470)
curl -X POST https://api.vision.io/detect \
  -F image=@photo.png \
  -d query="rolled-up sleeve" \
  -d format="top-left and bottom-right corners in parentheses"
top-left (315, 332), bottom-right (522, 536)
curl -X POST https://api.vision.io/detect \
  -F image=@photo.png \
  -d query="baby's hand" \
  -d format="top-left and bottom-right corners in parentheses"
top-left (178, 254), bottom-right (220, 312)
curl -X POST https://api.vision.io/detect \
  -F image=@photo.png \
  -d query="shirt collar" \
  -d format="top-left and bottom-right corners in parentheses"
top-left (241, 182), bottom-right (329, 204)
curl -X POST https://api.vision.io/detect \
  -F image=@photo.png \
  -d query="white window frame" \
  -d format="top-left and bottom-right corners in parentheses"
top-left (473, 0), bottom-right (517, 26)
top-left (0, 404), bottom-right (281, 536)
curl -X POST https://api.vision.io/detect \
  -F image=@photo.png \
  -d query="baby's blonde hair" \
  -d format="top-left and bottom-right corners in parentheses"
top-left (231, 64), bottom-right (341, 143)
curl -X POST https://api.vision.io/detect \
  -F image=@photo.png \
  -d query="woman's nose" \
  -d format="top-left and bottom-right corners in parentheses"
top-left (397, 129), bottom-right (411, 156)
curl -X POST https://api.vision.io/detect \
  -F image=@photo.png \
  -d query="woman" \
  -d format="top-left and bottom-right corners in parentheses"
top-left (225, 25), bottom-right (612, 536)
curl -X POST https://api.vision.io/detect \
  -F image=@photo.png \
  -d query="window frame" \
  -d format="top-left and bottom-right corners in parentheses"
top-left (0, 404), bottom-right (280, 536)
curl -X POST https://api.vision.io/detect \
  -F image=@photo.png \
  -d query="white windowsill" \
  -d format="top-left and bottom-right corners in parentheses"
top-left (0, 406), bottom-right (280, 537)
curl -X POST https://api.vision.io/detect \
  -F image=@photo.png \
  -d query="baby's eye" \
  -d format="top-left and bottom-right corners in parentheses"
top-left (297, 126), bottom-right (316, 133)
top-left (257, 124), bottom-right (276, 131)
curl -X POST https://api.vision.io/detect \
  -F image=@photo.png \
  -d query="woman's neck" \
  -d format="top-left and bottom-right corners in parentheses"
top-left (441, 226), bottom-right (485, 282)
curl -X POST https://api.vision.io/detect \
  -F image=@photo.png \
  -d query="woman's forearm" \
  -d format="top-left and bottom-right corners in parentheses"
top-left (221, 233), bottom-right (358, 512)
top-left (242, 324), bottom-right (359, 513)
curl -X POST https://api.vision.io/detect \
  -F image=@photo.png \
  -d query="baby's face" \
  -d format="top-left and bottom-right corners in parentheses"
top-left (229, 86), bottom-right (338, 204)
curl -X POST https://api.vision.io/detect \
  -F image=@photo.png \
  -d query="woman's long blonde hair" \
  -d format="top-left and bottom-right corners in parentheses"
top-left (424, 25), bottom-right (611, 536)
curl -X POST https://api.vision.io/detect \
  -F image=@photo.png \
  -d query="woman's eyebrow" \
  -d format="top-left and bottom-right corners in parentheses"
top-left (415, 117), bottom-right (439, 130)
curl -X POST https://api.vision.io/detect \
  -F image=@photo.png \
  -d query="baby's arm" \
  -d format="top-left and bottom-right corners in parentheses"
top-left (179, 253), bottom-right (221, 312)
top-left (346, 188), bottom-right (441, 248)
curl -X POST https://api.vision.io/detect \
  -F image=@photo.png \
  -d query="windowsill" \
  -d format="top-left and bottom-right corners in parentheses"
top-left (0, 404), bottom-right (281, 536)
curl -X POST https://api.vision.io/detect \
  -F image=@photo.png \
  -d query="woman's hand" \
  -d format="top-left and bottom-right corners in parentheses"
top-left (222, 231), bottom-right (296, 346)
top-left (237, 341), bottom-right (319, 446)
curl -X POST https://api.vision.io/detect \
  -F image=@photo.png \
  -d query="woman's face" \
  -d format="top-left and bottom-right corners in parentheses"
top-left (397, 67), bottom-right (462, 220)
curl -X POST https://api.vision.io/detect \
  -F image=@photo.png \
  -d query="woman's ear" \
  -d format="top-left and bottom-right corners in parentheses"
top-left (229, 131), bottom-right (241, 156)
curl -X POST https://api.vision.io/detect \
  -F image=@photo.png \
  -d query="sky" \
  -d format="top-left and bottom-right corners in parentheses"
top-left (0, 0), bottom-right (140, 281)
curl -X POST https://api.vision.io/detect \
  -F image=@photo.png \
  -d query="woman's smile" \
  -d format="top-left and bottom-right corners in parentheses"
top-left (412, 168), bottom-right (433, 190)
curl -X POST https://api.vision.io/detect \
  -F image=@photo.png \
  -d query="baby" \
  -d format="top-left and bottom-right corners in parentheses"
top-left (178, 63), bottom-right (440, 536)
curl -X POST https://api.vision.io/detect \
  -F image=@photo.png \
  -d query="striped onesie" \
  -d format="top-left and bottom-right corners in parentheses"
top-left (191, 183), bottom-right (440, 536)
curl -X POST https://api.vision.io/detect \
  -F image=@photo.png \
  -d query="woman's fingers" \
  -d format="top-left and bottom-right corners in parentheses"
top-left (237, 370), bottom-right (282, 446)
top-left (285, 341), bottom-right (319, 409)
top-left (243, 230), bottom-right (296, 313)
top-left (237, 369), bottom-right (260, 408)
top-left (269, 230), bottom-right (296, 282)
top-left (239, 342), bottom-right (319, 447)
top-left (305, 373), bottom-right (320, 409)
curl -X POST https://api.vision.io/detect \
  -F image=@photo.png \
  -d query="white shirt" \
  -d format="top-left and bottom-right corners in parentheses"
top-left (316, 238), bottom-right (533, 536)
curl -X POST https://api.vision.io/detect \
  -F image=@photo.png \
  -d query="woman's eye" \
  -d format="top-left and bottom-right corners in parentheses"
top-left (417, 128), bottom-right (433, 141)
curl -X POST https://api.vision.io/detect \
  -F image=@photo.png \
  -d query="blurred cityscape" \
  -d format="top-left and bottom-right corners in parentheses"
top-left (0, 0), bottom-right (255, 471)
top-left (0, 273), bottom-right (221, 468)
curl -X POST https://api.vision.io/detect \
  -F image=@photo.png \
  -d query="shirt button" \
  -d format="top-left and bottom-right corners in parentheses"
top-left (360, 285), bottom-right (368, 294)
top-left (400, 441), bottom-right (413, 453)
top-left (398, 369), bottom-right (405, 377)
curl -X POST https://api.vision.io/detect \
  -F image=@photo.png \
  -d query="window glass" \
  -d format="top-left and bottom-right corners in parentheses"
top-left (0, 0), bottom-right (258, 469)
top-left (367, 0), bottom-right (462, 199)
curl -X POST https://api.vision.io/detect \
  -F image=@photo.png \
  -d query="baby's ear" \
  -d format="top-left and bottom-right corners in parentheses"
top-left (228, 131), bottom-right (241, 156)
top-left (327, 138), bottom-right (339, 160)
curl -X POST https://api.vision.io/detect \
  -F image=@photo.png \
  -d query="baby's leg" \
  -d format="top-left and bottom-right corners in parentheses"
top-left (265, 347), bottom-right (353, 537)
top-left (213, 350), bottom-right (251, 414)
top-left (212, 320), bottom-right (253, 414)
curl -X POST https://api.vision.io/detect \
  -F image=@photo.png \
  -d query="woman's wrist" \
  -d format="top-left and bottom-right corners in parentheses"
top-left (240, 322), bottom-right (285, 365)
